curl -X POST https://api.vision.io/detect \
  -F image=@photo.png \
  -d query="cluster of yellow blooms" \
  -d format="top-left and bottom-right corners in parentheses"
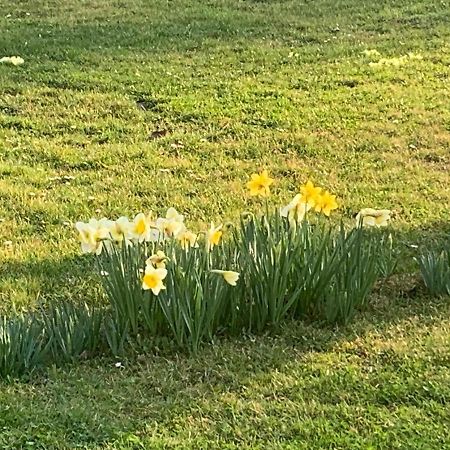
top-left (247, 170), bottom-right (392, 228)
top-left (75, 208), bottom-right (237, 295)
top-left (76, 170), bottom-right (391, 295)
top-left (247, 172), bottom-right (339, 222)
top-left (75, 208), bottom-right (222, 256)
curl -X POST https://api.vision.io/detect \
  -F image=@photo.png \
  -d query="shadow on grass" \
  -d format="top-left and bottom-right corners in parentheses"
top-left (1, 292), bottom-right (449, 448)
top-left (0, 254), bottom-right (103, 310)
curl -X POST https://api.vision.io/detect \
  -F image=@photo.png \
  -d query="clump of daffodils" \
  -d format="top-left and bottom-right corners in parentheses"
top-left (75, 208), bottom-right (201, 255)
top-left (280, 180), bottom-right (338, 224)
top-left (76, 171), bottom-right (393, 299)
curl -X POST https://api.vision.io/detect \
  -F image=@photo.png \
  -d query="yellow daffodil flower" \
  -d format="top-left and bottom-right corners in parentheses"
top-left (299, 180), bottom-right (322, 208)
top-left (75, 218), bottom-right (110, 255)
top-left (280, 194), bottom-right (310, 224)
top-left (207, 222), bottom-right (223, 251)
top-left (146, 250), bottom-right (168, 269)
top-left (211, 270), bottom-right (240, 286)
top-left (314, 191), bottom-right (338, 216)
top-left (177, 230), bottom-right (199, 250)
top-left (356, 209), bottom-right (392, 227)
top-left (142, 265), bottom-right (167, 295)
top-left (246, 170), bottom-right (274, 197)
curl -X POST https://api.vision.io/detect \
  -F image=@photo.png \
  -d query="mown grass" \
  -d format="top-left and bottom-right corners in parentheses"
top-left (0, 0), bottom-right (449, 447)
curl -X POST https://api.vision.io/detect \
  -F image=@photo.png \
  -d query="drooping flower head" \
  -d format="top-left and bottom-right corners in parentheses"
top-left (142, 265), bottom-right (167, 295)
top-left (146, 250), bottom-right (168, 269)
top-left (299, 180), bottom-right (322, 208)
top-left (247, 170), bottom-right (274, 197)
top-left (207, 222), bottom-right (223, 251)
top-left (356, 209), bottom-right (391, 227)
top-left (177, 230), bottom-right (199, 250)
top-left (211, 270), bottom-right (240, 286)
top-left (280, 194), bottom-right (310, 224)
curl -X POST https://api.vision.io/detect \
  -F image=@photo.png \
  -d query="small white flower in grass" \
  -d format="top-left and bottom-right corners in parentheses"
top-left (142, 265), bottom-right (167, 295)
top-left (356, 209), bottom-right (392, 227)
top-left (0, 56), bottom-right (24, 66)
top-left (211, 270), bottom-right (240, 286)
top-left (145, 250), bottom-right (168, 269)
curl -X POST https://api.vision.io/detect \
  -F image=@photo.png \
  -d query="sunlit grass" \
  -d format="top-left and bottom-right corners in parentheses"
top-left (0, 0), bottom-right (449, 447)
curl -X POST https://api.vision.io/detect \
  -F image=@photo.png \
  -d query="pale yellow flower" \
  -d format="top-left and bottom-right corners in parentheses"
top-left (145, 250), bottom-right (168, 269)
top-left (356, 209), bottom-right (391, 227)
top-left (280, 194), bottom-right (310, 224)
top-left (299, 180), bottom-right (322, 208)
top-left (246, 170), bottom-right (274, 197)
top-left (155, 207), bottom-right (186, 238)
top-left (207, 222), bottom-right (223, 250)
top-left (130, 212), bottom-right (156, 242)
top-left (177, 230), bottom-right (199, 250)
top-left (0, 56), bottom-right (24, 66)
top-left (142, 265), bottom-right (167, 295)
top-left (314, 191), bottom-right (338, 216)
top-left (75, 218), bottom-right (110, 255)
top-left (108, 216), bottom-right (131, 242)
top-left (211, 270), bottom-right (240, 286)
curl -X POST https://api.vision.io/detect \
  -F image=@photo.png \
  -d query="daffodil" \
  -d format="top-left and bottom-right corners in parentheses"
top-left (280, 194), bottom-right (310, 224)
top-left (356, 209), bottom-right (391, 227)
top-left (177, 230), bottom-right (199, 250)
top-left (211, 270), bottom-right (240, 286)
top-left (108, 216), bottom-right (131, 243)
top-left (299, 180), bottom-right (322, 208)
top-left (142, 265), bottom-right (167, 295)
top-left (207, 222), bottom-right (223, 250)
top-left (146, 250), bottom-right (168, 269)
top-left (75, 218), bottom-right (111, 255)
top-left (314, 191), bottom-right (338, 216)
top-left (155, 207), bottom-right (186, 238)
top-left (246, 170), bottom-right (274, 197)
top-left (130, 212), bottom-right (155, 242)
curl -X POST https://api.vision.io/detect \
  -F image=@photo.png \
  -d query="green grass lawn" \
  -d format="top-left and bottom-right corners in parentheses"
top-left (0, 0), bottom-right (449, 447)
